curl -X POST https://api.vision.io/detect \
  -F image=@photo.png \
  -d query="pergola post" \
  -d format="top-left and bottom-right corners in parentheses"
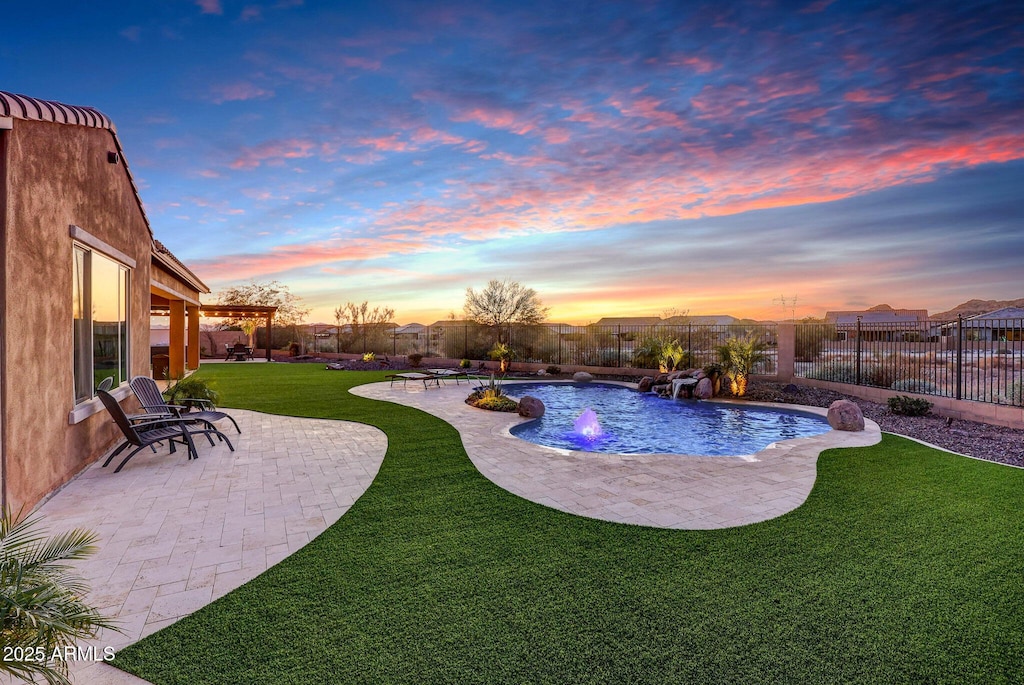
top-left (266, 312), bottom-right (274, 361)
top-left (169, 299), bottom-right (186, 379)
top-left (187, 305), bottom-right (201, 370)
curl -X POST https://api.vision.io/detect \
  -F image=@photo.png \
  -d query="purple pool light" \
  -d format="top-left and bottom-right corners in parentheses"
top-left (573, 408), bottom-right (603, 439)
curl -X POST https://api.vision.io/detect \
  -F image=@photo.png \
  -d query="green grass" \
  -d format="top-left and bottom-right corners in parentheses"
top-left (114, 364), bottom-right (1024, 684)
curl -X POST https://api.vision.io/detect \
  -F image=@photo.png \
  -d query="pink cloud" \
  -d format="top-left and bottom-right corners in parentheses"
top-left (209, 82), bottom-right (275, 104)
top-left (229, 138), bottom-right (319, 169)
top-left (195, 0), bottom-right (223, 15)
top-left (844, 88), bottom-right (893, 104)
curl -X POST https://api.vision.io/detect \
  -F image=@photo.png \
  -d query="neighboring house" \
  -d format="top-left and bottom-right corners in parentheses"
top-left (393, 323), bottom-right (427, 350)
top-left (661, 315), bottom-right (740, 327)
top-left (824, 308), bottom-right (930, 342)
top-left (592, 317), bottom-right (662, 327)
top-left (0, 91), bottom-right (209, 511)
top-left (954, 307), bottom-right (1024, 342)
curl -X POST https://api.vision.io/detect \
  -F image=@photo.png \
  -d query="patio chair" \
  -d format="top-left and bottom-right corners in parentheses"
top-left (97, 388), bottom-right (234, 473)
top-left (226, 342), bottom-right (251, 361)
top-left (130, 375), bottom-right (242, 434)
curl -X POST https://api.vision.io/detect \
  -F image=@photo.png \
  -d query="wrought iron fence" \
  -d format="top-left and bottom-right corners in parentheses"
top-left (795, 317), bottom-right (1024, 406)
top-left (376, 322), bottom-right (778, 373)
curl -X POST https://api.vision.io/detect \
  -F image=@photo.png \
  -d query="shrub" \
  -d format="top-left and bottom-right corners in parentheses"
top-left (804, 362), bottom-right (859, 384)
top-left (489, 342), bottom-right (516, 373)
top-left (659, 340), bottom-right (693, 373)
top-left (408, 353), bottom-right (423, 367)
top-left (890, 378), bottom-right (939, 394)
top-left (459, 358), bottom-right (472, 369)
top-left (716, 336), bottom-right (768, 397)
top-left (164, 375), bottom-right (220, 410)
top-left (362, 352), bottom-right (376, 363)
top-left (794, 325), bottom-right (827, 361)
top-left (632, 335), bottom-right (670, 369)
top-left (546, 365), bottom-right (562, 375)
top-left (472, 395), bottom-right (519, 412)
top-left (887, 395), bottom-right (933, 416)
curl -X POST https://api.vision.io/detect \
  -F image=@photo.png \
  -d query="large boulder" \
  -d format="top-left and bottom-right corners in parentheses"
top-left (637, 376), bottom-right (654, 392)
top-left (518, 396), bottom-right (546, 418)
top-left (653, 373), bottom-right (669, 385)
top-left (573, 371), bottom-right (594, 383)
top-left (827, 400), bottom-right (865, 431)
top-left (694, 377), bottom-right (714, 399)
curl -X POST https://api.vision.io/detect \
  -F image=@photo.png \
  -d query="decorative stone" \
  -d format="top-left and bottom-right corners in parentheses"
top-left (637, 376), bottom-right (654, 392)
top-left (827, 399), bottom-right (865, 431)
top-left (694, 377), bottom-right (714, 399)
top-left (782, 383), bottom-right (800, 394)
top-left (667, 371), bottom-right (682, 381)
top-left (653, 373), bottom-right (669, 385)
top-left (671, 377), bottom-right (699, 399)
top-left (695, 370), bottom-right (706, 380)
top-left (518, 396), bottom-right (546, 418)
top-left (652, 383), bottom-right (670, 396)
top-left (536, 369), bottom-right (547, 376)
top-left (573, 371), bottom-right (594, 383)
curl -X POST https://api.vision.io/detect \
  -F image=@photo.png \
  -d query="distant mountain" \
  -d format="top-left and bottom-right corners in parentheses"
top-left (931, 298), bottom-right (1024, 320)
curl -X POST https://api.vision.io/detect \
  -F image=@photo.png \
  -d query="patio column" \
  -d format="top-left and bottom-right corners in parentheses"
top-left (169, 299), bottom-right (186, 379)
top-left (265, 312), bottom-right (274, 361)
top-left (187, 305), bottom-right (201, 370)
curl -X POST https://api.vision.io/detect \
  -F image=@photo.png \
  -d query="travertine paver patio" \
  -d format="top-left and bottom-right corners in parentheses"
top-left (17, 409), bottom-right (387, 685)
top-left (351, 379), bottom-right (881, 530)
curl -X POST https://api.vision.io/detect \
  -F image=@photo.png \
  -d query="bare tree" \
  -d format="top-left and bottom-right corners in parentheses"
top-left (464, 279), bottom-right (548, 343)
top-left (334, 301), bottom-right (395, 353)
top-left (215, 280), bottom-right (309, 346)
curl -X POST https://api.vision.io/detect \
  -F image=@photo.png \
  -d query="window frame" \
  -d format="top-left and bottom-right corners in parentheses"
top-left (68, 225), bottom-right (136, 424)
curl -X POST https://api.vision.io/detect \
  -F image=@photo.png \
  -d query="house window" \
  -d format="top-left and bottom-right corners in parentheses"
top-left (73, 246), bottom-right (130, 403)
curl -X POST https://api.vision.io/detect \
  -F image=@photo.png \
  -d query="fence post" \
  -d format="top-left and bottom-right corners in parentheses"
top-left (463, 325), bottom-right (468, 360)
top-left (855, 316), bottom-right (862, 386)
top-left (956, 314), bottom-right (963, 400)
top-left (687, 323), bottom-right (692, 363)
top-left (393, 325), bottom-right (397, 356)
top-left (617, 325), bottom-right (622, 368)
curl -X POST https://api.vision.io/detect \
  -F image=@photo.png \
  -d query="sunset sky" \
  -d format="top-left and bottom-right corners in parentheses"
top-left (4, 0), bottom-right (1023, 324)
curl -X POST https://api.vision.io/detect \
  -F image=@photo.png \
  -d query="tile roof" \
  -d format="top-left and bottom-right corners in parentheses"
top-left (1, 90), bottom-right (208, 293)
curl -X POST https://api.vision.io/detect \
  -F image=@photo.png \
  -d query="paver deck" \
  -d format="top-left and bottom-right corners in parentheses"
top-left (10, 409), bottom-right (387, 685)
top-left (351, 379), bottom-right (881, 529)
top-left (11, 379), bottom-right (880, 684)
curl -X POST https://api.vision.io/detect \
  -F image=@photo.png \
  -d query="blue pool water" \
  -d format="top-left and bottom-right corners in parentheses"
top-left (506, 382), bottom-right (830, 456)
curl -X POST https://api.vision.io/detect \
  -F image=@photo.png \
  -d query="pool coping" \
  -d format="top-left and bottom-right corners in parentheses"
top-left (350, 379), bottom-right (882, 530)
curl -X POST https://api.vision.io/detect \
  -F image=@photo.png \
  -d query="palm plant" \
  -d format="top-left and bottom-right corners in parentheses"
top-left (1, 510), bottom-right (119, 685)
top-left (164, 374), bottom-right (220, 411)
top-left (715, 335), bottom-right (768, 397)
top-left (488, 342), bottom-right (516, 374)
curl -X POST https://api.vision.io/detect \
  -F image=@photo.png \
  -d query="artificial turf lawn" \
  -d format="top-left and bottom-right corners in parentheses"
top-left (114, 364), bottom-right (1024, 684)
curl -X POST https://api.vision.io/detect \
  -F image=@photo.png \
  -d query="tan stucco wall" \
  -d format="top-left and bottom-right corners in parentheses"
top-left (2, 119), bottom-right (151, 512)
top-left (151, 261), bottom-right (201, 303)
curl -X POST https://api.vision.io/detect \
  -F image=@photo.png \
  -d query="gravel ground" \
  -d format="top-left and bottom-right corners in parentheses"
top-left (744, 381), bottom-right (1024, 468)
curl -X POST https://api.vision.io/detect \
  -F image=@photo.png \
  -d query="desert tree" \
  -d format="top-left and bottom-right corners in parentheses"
top-left (215, 280), bottom-right (309, 347)
top-left (463, 279), bottom-right (548, 343)
top-left (334, 301), bottom-right (396, 354)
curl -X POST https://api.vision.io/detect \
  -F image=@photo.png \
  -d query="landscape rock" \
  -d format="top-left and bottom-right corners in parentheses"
top-left (573, 371), bottom-right (594, 383)
top-left (653, 373), bottom-right (669, 385)
top-left (518, 396), bottom-right (546, 418)
top-left (694, 377), bottom-right (714, 399)
top-left (652, 383), bottom-right (670, 396)
top-left (637, 376), bottom-right (654, 393)
top-left (827, 399), bottom-right (865, 431)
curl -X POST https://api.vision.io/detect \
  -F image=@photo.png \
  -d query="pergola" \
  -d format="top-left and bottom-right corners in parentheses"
top-left (199, 305), bottom-right (277, 360)
top-left (150, 303), bottom-right (277, 363)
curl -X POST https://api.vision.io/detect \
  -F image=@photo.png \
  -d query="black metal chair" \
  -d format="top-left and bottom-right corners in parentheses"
top-left (130, 375), bottom-right (241, 434)
top-left (97, 388), bottom-right (234, 473)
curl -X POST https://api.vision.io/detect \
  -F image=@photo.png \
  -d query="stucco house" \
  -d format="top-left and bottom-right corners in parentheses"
top-left (825, 307), bottom-right (930, 342)
top-left (0, 91), bottom-right (209, 511)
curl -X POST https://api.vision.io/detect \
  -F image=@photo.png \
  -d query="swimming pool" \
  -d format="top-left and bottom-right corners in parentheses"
top-left (506, 382), bottom-right (831, 456)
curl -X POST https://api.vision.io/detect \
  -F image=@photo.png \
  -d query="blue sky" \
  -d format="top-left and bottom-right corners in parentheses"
top-left (4, 0), bottom-right (1022, 323)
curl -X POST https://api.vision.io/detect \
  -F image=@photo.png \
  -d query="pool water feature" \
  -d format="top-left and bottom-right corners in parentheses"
top-left (507, 382), bottom-right (831, 456)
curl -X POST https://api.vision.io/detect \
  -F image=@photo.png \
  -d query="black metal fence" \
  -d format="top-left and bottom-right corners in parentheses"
top-left (795, 317), bottom-right (1024, 406)
top-left (310, 322), bottom-right (778, 373)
